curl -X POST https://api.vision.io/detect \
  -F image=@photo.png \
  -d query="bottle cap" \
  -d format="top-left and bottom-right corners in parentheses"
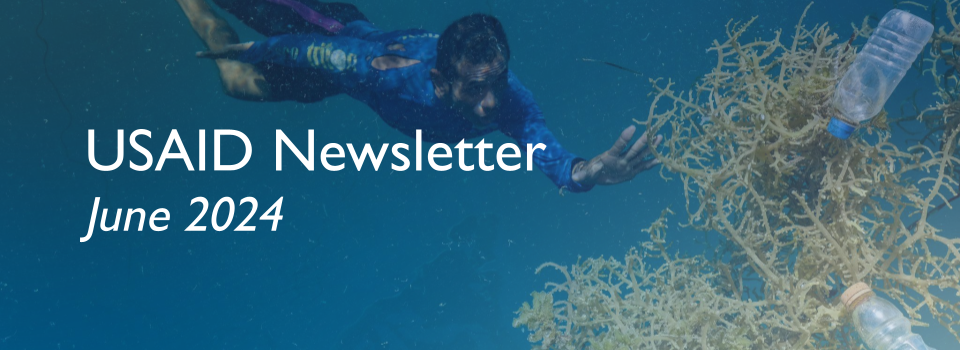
top-left (828, 117), bottom-right (856, 139)
top-left (841, 282), bottom-right (873, 309)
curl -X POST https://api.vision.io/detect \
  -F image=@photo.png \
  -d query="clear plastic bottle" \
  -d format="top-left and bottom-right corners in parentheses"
top-left (841, 282), bottom-right (937, 350)
top-left (829, 9), bottom-right (933, 139)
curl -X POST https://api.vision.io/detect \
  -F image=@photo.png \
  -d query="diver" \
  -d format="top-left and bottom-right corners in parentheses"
top-left (176, 0), bottom-right (664, 192)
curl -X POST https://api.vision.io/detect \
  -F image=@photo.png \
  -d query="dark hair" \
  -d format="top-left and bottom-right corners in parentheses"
top-left (436, 13), bottom-right (510, 78)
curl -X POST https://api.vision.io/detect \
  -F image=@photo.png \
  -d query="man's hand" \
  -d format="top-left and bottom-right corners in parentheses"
top-left (571, 125), bottom-right (663, 187)
top-left (196, 42), bottom-right (254, 60)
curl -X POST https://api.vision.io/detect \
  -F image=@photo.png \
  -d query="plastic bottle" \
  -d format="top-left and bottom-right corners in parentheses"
top-left (841, 282), bottom-right (937, 350)
top-left (829, 9), bottom-right (933, 139)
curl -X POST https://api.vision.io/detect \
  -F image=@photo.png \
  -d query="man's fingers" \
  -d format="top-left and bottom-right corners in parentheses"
top-left (608, 125), bottom-right (636, 156)
top-left (643, 157), bottom-right (661, 169)
top-left (628, 157), bottom-right (661, 172)
top-left (623, 131), bottom-right (650, 160)
top-left (635, 134), bottom-right (663, 161)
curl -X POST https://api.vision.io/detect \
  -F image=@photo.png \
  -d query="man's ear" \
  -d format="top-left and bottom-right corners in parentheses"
top-left (430, 68), bottom-right (449, 97)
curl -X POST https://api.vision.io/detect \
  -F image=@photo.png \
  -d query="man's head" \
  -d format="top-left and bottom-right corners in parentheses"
top-left (431, 14), bottom-right (510, 127)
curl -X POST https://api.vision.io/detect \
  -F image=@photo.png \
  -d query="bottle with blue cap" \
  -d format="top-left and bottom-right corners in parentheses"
top-left (829, 9), bottom-right (933, 139)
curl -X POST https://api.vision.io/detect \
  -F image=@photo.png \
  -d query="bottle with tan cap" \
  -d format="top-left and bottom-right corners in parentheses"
top-left (841, 282), bottom-right (937, 350)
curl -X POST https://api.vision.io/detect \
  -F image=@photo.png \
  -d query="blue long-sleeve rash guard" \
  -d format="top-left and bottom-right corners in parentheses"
top-left (237, 21), bottom-right (593, 192)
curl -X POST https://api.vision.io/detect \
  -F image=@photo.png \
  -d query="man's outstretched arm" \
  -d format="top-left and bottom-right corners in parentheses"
top-left (570, 125), bottom-right (662, 186)
top-left (499, 73), bottom-right (662, 192)
top-left (504, 117), bottom-right (595, 193)
top-left (497, 73), bottom-right (594, 192)
top-left (176, 0), bottom-right (272, 101)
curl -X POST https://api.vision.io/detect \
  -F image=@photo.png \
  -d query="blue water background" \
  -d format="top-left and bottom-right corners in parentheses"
top-left (1, 0), bottom-right (956, 348)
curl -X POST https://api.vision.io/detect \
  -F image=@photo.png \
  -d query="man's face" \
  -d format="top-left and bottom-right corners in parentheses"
top-left (444, 58), bottom-right (508, 127)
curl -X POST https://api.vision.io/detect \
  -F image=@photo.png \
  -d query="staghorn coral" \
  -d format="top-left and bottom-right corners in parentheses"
top-left (898, 0), bottom-right (960, 215)
top-left (514, 210), bottom-right (774, 350)
top-left (516, 3), bottom-right (960, 349)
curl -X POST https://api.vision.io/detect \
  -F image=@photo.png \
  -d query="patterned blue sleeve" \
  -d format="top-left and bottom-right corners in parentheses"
top-left (237, 34), bottom-right (373, 77)
top-left (498, 73), bottom-right (594, 193)
top-left (239, 34), bottom-right (318, 67)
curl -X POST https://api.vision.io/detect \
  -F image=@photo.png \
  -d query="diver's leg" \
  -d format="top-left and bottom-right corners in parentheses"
top-left (176, 0), bottom-right (273, 101)
top-left (211, 0), bottom-right (369, 36)
top-left (310, 2), bottom-right (379, 39)
top-left (211, 0), bottom-right (319, 36)
top-left (306, 1), bottom-right (368, 25)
